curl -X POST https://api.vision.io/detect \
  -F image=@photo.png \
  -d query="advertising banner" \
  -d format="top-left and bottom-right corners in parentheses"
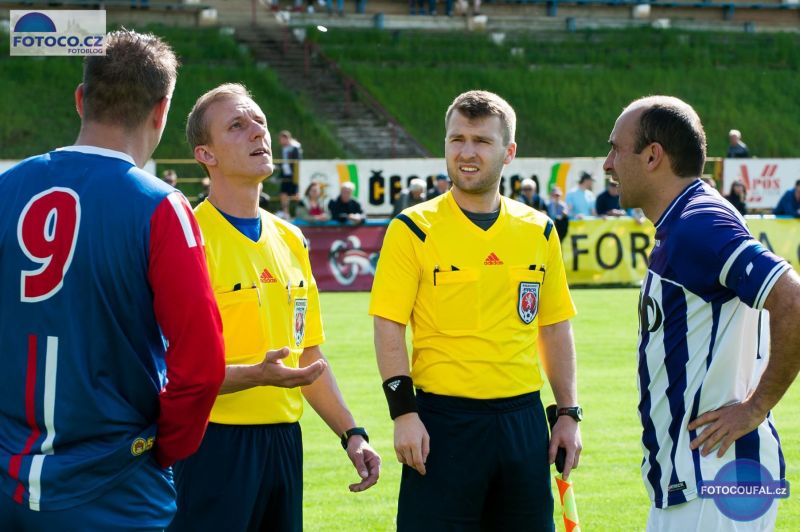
top-left (722, 159), bottom-right (800, 211)
top-left (299, 158), bottom-right (607, 217)
top-left (304, 218), bottom-right (799, 291)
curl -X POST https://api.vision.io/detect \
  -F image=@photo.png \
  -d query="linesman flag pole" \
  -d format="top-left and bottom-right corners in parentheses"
top-left (555, 474), bottom-right (581, 532)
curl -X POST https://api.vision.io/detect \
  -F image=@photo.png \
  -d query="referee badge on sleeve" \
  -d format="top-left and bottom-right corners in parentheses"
top-left (294, 298), bottom-right (307, 346)
top-left (518, 282), bottom-right (539, 324)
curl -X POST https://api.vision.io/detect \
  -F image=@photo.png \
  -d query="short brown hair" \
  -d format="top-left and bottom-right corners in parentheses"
top-left (445, 90), bottom-right (516, 145)
top-left (629, 96), bottom-right (707, 178)
top-left (186, 83), bottom-right (253, 149)
top-left (82, 30), bottom-right (178, 129)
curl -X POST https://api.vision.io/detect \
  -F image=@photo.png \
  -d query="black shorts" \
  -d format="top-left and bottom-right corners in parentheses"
top-left (280, 178), bottom-right (298, 196)
top-left (397, 390), bottom-right (554, 532)
top-left (169, 422), bottom-right (303, 532)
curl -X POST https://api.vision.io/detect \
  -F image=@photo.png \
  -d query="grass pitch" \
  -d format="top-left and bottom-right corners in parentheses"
top-left (302, 290), bottom-right (799, 530)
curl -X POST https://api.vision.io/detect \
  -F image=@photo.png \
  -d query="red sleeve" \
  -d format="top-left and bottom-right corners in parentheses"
top-left (148, 193), bottom-right (225, 467)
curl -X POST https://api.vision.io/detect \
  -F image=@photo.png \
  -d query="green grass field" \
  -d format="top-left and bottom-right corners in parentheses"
top-left (301, 289), bottom-right (800, 531)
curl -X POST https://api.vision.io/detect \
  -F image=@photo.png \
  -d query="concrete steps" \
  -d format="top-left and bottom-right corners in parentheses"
top-left (236, 24), bottom-right (430, 158)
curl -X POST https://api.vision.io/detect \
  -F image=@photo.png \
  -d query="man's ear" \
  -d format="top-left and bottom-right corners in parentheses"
top-left (152, 96), bottom-right (171, 131)
top-left (504, 141), bottom-right (517, 165)
top-left (74, 84), bottom-right (85, 118)
top-left (194, 145), bottom-right (217, 168)
top-left (645, 142), bottom-right (665, 171)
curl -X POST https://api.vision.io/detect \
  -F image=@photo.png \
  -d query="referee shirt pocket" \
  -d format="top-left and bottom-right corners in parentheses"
top-left (433, 268), bottom-right (480, 331)
top-left (216, 287), bottom-right (266, 363)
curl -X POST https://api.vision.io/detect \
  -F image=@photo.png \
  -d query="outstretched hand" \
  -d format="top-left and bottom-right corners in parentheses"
top-left (257, 347), bottom-right (327, 388)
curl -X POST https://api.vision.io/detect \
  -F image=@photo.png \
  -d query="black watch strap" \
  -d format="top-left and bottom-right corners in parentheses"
top-left (341, 427), bottom-right (369, 450)
top-left (557, 406), bottom-right (583, 422)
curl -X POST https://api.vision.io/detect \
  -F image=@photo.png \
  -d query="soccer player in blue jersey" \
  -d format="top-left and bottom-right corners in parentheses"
top-left (604, 96), bottom-right (800, 530)
top-left (0, 31), bottom-right (226, 529)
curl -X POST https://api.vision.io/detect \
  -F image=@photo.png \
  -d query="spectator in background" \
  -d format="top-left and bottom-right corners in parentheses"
top-left (595, 179), bottom-right (625, 217)
top-left (547, 186), bottom-right (569, 240)
top-left (392, 178), bottom-right (427, 217)
top-left (516, 177), bottom-right (547, 211)
top-left (427, 173), bottom-right (450, 199)
top-left (701, 176), bottom-right (718, 190)
top-left (566, 172), bottom-right (596, 219)
top-left (329, 181), bottom-right (365, 225)
top-left (455, 0), bottom-right (481, 15)
top-left (196, 176), bottom-right (211, 205)
top-left (278, 130), bottom-right (302, 220)
top-left (162, 168), bottom-right (178, 187)
top-left (774, 179), bottom-right (800, 218)
top-left (726, 129), bottom-right (750, 159)
top-left (724, 180), bottom-right (747, 215)
top-left (296, 180), bottom-right (331, 223)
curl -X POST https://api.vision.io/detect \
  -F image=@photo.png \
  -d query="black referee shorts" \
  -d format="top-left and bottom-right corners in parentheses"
top-left (397, 390), bottom-right (554, 532)
top-left (169, 422), bottom-right (303, 532)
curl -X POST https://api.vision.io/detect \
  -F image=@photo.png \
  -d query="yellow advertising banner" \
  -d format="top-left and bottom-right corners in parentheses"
top-left (562, 218), bottom-right (799, 286)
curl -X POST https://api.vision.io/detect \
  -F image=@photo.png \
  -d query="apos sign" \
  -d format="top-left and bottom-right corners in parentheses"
top-left (723, 159), bottom-right (800, 210)
top-left (10, 10), bottom-right (106, 56)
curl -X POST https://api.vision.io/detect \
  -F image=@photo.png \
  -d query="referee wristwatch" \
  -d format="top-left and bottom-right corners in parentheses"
top-left (557, 406), bottom-right (583, 422)
top-left (341, 427), bottom-right (369, 450)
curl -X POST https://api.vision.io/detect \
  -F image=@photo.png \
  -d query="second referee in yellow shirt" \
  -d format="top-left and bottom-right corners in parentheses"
top-left (371, 90), bottom-right (582, 531)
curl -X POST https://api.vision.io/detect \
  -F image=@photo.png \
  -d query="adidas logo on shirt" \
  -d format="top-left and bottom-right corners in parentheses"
top-left (484, 252), bottom-right (504, 266)
top-left (260, 268), bottom-right (277, 283)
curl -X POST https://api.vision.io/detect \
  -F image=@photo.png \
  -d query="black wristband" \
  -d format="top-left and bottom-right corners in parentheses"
top-left (382, 375), bottom-right (418, 420)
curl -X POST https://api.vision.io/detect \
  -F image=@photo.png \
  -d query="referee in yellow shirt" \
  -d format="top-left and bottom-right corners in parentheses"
top-left (169, 84), bottom-right (380, 532)
top-left (370, 90), bottom-right (582, 531)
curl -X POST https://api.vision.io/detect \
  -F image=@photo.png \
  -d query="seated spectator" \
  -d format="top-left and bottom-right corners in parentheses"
top-left (427, 173), bottom-right (450, 199)
top-left (547, 186), bottom-right (569, 241)
top-left (515, 178), bottom-right (546, 211)
top-left (392, 178), bottom-right (427, 217)
top-left (295, 180), bottom-right (331, 223)
top-left (774, 179), bottom-right (800, 218)
top-left (161, 169), bottom-right (178, 187)
top-left (566, 172), bottom-right (596, 219)
top-left (724, 180), bottom-right (747, 215)
top-left (726, 129), bottom-right (750, 159)
top-left (595, 180), bottom-right (625, 217)
top-left (329, 181), bottom-right (365, 225)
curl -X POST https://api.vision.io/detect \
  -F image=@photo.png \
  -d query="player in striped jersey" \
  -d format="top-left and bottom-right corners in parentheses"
top-left (604, 95), bottom-right (800, 530)
top-left (0, 31), bottom-right (226, 529)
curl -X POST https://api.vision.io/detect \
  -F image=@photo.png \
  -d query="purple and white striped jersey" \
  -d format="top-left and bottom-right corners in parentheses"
top-left (637, 179), bottom-right (790, 508)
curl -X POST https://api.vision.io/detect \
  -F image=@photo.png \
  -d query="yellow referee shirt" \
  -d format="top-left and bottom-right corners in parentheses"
top-left (369, 191), bottom-right (576, 399)
top-left (195, 201), bottom-right (324, 424)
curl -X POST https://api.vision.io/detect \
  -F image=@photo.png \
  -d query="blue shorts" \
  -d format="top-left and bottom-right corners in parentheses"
top-left (397, 390), bottom-right (554, 532)
top-left (0, 456), bottom-right (175, 531)
top-left (169, 422), bottom-right (303, 532)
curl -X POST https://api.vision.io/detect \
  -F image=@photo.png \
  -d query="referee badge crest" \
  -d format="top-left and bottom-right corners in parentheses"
top-left (294, 298), bottom-right (307, 346)
top-left (518, 282), bottom-right (539, 324)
